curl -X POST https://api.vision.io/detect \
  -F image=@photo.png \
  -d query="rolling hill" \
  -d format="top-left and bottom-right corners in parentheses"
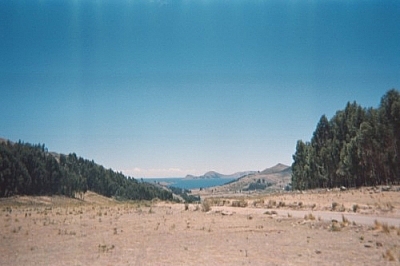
top-left (197, 164), bottom-right (292, 193)
top-left (185, 170), bottom-right (257, 179)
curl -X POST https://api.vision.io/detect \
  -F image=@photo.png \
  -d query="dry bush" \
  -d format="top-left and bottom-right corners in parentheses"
top-left (330, 220), bottom-right (341, 232)
top-left (266, 200), bottom-right (276, 208)
top-left (374, 220), bottom-right (390, 234)
top-left (341, 215), bottom-right (349, 227)
top-left (277, 201), bottom-right (286, 208)
top-left (304, 213), bottom-right (315, 221)
top-left (352, 204), bottom-right (359, 213)
top-left (201, 200), bottom-right (211, 212)
top-left (252, 199), bottom-right (264, 207)
top-left (383, 249), bottom-right (396, 261)
top-left (231, 199), bottom-right (248, 208)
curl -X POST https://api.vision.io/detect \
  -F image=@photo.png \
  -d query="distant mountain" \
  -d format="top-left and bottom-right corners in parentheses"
top-left (260, 163), bottom-right (291, 175)
top-left (194, 163), bottom-right (292, 193)
top-left (185, 170), bottom-right (257, 179)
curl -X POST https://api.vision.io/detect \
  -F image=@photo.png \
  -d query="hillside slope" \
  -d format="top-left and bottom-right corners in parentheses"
top-left (194, 164), bottom-right (291, 194)
top-left (0, 138), bottom-right (172, 201)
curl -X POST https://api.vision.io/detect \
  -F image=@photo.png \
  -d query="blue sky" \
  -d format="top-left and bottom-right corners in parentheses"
top-left (1, 0), bottom-right (399, 177)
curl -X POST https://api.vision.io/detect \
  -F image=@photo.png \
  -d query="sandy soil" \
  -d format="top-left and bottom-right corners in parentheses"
top-left (1, 189), bottom-right (400, 265)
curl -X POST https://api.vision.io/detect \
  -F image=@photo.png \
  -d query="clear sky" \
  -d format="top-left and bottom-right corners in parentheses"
top-left (1, 0), bottom-right (399, 177)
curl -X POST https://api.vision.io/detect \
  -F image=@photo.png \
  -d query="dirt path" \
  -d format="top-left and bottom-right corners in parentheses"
top-left (212, 206), bottom-right (400, 226)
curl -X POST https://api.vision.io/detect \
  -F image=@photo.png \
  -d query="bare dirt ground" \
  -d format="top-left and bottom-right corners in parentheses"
top-left (1, 188), bottom-right (400, 265)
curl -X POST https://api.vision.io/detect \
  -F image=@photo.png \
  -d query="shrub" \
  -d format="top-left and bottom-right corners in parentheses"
top-left (201, 200), bottom-right (211, 212)
top-left (304, 213), bottom-right (315, 220)
top-left (231, 200), bottom-right (248, 208)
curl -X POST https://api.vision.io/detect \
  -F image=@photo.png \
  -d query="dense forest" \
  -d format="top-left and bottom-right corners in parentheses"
top-left (292, 89), bottom-right (400, 190)
top-left (0, 140), bottom-right (173, 201)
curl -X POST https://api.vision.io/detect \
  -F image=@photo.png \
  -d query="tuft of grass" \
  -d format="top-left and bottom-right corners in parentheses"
top-left (383, 249), bottom-right (396, 261)
top-left (277, 201), bottom-right (286, 208)
top-left (231, 199), bottom-right (248, 208)
top-left (304, 213), bottom-right (315, 220)
top-left (374, 220), bottom-right (390, 234)
top-left (330, 221), bottom-right (341, 232)
top-left (342, 214), bottom-right (350, 224)
top-left (266, 200), bottom-right (276, 208)
top-left (201, 200), bottom-right (211, 212)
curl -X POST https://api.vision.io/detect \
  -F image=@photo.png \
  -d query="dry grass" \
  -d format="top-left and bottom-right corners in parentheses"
top-left (201, 200), bottom-right (211, 212)
top-left (383, 249), bottom-right (396, 261)
top-left (304, 213), bottom-right (316, 221)
top-left (374, 220), bottom-right (391, 234)
top-left (1, 189), bottom-right (400, 265)
top-left (231, 199), bottom-right (248, 208)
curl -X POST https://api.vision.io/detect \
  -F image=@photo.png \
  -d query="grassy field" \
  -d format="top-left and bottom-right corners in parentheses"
top-left (1, 188), bottom-right (400, 265)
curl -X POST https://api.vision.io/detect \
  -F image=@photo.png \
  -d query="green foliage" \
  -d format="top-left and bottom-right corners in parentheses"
top-left (0, 141), bottom-right (172, 201)
top-left (292, 89), bottom-right (400, 190)
top-left (168, 186), bottom-right (200, 203)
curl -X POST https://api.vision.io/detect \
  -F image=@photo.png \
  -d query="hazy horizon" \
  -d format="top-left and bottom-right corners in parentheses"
top-left (1, 1), bottom-right (399, 177)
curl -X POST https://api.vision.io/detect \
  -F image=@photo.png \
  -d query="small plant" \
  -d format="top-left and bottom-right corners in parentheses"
top-left (304, 213), bottom-right (315, 220)
top-left (382, 223), bottom-right (390, 234)
top-left (98, 244), bottom-right (115, 253)
top-left (330, 220), bottom-right (341, 232)
top-left (277, 201), bottom-right (285, 208)
top-left (266, 200), bottom-right (276, 208)
top-left (352, 204), bottom-right (359, 213)
top-left (184, 203), bottom-right (189, 211)
top-left (338, 204), bottom-right (346, 212)
top-left (383, 249), bottom-right (396, 261)
top-left (331, 202), bottom-right (338, 211)
top-left (374, 220), bottom-right (390, 234)
top-left (231, 199), bottom-right (248, 208)
top-left (201, 200), bottom-right (211, 212)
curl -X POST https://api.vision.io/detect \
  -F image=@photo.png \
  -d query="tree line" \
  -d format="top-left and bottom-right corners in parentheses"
top-left (0, 141), bottom-right (172, 201)
top-left (292, 89), bottom-right (400, 190)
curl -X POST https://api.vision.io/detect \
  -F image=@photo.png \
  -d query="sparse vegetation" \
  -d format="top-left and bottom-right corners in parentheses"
top-left (231, 199), bottom-right (248, 208)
